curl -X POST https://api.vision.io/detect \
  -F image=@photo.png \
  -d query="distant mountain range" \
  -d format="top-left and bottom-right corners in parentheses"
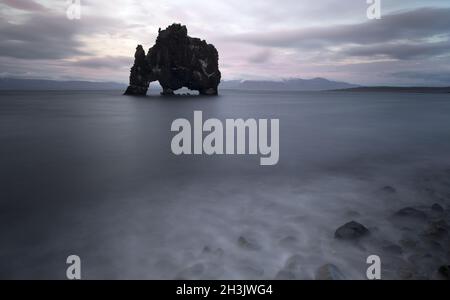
top-left (1, 77), bottom-right (448, 93)
top-left (0, 78), bottom-right (127, 90)
top-left (220, 78), bottom-right (359, 91)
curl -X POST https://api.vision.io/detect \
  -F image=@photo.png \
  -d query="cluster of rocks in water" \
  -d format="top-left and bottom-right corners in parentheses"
top-left (333, 177), bottom-right (450, 280)
top-left (124, 24), bottom-right (221, 96)
top-left (174, 170), bottom-right (450, 280)
top-left (326, 180), bottom-right (450, 280)
top-left (273, 176), bottom-right (449, 280)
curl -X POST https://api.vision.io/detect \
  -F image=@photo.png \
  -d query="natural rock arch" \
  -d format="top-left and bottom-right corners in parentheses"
top-left (124, 24), bottom-right (221, 96)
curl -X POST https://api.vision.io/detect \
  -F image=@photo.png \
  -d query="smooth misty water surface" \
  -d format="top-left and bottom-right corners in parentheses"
top-left (1, 89), bottom-right (449, 279)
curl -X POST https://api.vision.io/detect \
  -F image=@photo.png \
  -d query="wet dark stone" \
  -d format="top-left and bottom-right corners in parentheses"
top-left (124, 24), bottom-right (221, 96)
top-left (275, 255), bottom-right (308, 280)
top-left (423, 220), bottom-right (449, 238)
top-left (315, 264), bottom-right (346, 280)
top-left (237, 236), bottom-right (261, 251)
top-left (202, 246), bottom-right (224, 257)
top-left (394, 207), bottom-right (427, 219)
top-left (284, 255), bottom-right (305, 273)
top-left (397, 267), bottom-right (414, 280)
top-left (438, 265), bottom-right (450, 280)
top-left (275, 270), bottom-right (296, 280)
top-left (334, 221), bottom-right (370, 240)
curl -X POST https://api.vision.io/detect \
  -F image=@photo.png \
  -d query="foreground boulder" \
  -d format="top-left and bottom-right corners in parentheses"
top-left (124, 24), bottom-right (221, 96)
top-left (335, 221), bottom-right (370, 240)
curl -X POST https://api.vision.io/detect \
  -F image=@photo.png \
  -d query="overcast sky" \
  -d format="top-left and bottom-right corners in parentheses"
top-left (0, 0), bottom-right (450, 85)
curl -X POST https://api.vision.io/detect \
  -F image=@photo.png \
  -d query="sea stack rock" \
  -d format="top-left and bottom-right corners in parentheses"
top-left (124, 45), bottom-right (150, 95)
top-left (124, 24), bottom-right (221, 96)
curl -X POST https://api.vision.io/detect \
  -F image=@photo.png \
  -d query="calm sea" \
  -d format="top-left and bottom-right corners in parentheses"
top-left (1, 90), bottom-right (449, 279)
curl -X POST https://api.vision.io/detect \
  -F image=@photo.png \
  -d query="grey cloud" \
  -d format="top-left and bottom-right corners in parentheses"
top-left (248, 50), bottom-right (273, 64)
top-left (1, 0), bottom-right (47, 12)
top-left (0, 15), bottom-right (85, 59)
top-left (0, 56), bottom-right (129, 82)
top-left (226, 7), bottom-right (450, 54)
top-left (0, 12), bottom-right (126, 60)
top-left (0, 40), bottom-right (86, 59)
top-left (74, 56), bottom-right (133, 69)
top-left (342, 41), bottom-right (450, 60)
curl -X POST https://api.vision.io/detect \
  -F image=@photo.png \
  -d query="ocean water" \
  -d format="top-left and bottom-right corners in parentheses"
top-left (0, 89), bottom-right (449, 279)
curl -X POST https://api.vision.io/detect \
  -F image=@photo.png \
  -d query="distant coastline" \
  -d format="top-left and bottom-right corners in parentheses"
top-left (1, 78), bottom-right (449, 93)
top-left (334, 86), bottom-right (450, 93)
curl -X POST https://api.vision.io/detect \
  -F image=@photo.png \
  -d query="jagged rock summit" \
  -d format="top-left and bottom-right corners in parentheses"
top-left (124, 24), bottom-right (221, 96)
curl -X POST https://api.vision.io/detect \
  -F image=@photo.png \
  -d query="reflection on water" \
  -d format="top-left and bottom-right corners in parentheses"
top-left (0, 90), bottom-right (449, 279)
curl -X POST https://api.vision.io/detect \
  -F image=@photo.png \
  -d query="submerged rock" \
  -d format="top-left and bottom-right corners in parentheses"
top-left (284, 255), bottom-right (305, 273)
top-left (381, 186), bottom-right (397, 194)
top-left (275, 255), bottom-right (309, 280)
top-left (399, 238), bottom-right (418, 249)
top-left (431, 203), bottom-right (444, 212)
top-left (438, 265), bottom-right (450, 280)
top-left (423, 220), bottom-right (449, 238)
top-left (237, 263), bottom-right (265, 277)
top-left (334, 221), bottom-right (370, 240)
top-left (274, 270), bottom-right (296, 280)
top-left (315, 264), bottom-right (346, 280)
top-left (382, 243), bottom-right (403, 255)
top-left (124, 24), bottom-right (221, 96)
top-left (175, 263), bottom-right (205, 280)
top-left (278, 236), bottom-right (299, 248)
top-left (408, 253), bottom-right (439, 272)
top-left (202, 246), bottom-right (224, 258)
top-left (396, 267), bottom-right (414, 280)
top-left (346, 210), bottom-right (361, 218)
top-left (237, 236), bottom-right (261, 251)
top-left (394, 207), bottom-right (427, 219)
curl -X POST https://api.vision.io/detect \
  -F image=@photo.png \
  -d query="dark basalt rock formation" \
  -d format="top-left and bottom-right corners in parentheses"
top-left (124, 45), bottom-right (149, 95)
top-left (124, 24), bottom-right (221, 96)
